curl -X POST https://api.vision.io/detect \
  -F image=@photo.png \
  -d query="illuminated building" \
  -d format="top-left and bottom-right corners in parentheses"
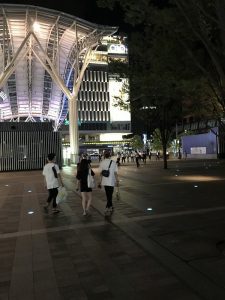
top-left (0, 4), bottom-right (117, 163)
top-left (61, 35), bottom-right (131, 158)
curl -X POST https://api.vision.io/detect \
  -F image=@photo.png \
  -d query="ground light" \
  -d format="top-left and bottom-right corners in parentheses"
top-left (174, 175), bottom-right (222, 181)
top-left (28, 211), bottom-right (34, 215)
top-left (147, 208), bottom-right (153, 211)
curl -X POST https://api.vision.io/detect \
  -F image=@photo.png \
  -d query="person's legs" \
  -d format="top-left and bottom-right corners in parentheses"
top-left (136, 158), bottom-right (140, 167)
top-left (104, 186), bottom-right (114, 209)
top-left (86, 192), bottom-right (92, 213)
top-left (81, 192), bottom-right (87, 215)
top-left (47, 189), bottom-right (53, 203)
top-left (44, 189), bottom-right (54, 209)
top-left (52, 188), bottom-right (58, 209)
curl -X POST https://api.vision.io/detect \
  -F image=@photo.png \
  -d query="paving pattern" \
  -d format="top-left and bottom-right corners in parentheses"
top-left (1, 160), bottom-right (225, 299)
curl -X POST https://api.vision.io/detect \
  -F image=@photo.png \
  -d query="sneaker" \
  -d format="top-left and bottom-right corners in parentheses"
top-left (52, 208), bottom-right (60, 213)
top-left (83, 211), bottom-right (87, 216)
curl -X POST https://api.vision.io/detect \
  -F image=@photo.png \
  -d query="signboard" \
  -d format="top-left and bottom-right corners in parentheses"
top-left (190, 147), bottom-right (206, 154)
top-left (108, 44), bottom-right (127, 54)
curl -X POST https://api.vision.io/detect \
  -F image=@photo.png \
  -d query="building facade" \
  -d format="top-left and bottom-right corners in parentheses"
top-left (61, 35), bottom-right (131, 159)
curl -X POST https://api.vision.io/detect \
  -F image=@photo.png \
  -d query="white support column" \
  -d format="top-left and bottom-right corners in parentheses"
top-left (69, 47), bottom-right (93, 163)
top-left (69, 95), bottom-right (79, 164)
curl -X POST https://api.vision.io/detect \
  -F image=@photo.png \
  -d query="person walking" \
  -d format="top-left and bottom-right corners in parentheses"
top-left (98, 151), bottom-right (119, 214)
top-left (76, 159), bottom-right (95, 216)
top-left (135, 151), bottom-right (140, 167)
top-left (43, 153), bottom-right (63, 213)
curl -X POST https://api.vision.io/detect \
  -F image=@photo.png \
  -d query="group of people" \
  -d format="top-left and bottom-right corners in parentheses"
top-left (116, 150), bottom-right (149, 167)
top-left (76, 150), bottom-right (119, 215)
top-left (42, 151), bottom-right (119, 216)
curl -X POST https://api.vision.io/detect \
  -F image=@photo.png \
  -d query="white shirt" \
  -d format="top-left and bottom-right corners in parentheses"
top-left (99, 158), bottom-right (118, 187)
top-left (43, 162), bottom-right (60, 189)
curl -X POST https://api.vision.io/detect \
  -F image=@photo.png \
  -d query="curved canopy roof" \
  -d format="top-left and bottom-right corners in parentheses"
top-left (0, 4), bottom-right (117, 126)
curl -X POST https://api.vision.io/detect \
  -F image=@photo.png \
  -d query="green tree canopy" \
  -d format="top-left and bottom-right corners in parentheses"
top-left (97, 0), bottom-right (224, 167)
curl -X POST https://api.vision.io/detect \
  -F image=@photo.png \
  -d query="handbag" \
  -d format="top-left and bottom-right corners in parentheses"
top-left (56, 186), bottom-right (68, 204)
top-left (101, 160), bottom-right (112, 177)
top-left (87, 169), bottom-right (95, 188)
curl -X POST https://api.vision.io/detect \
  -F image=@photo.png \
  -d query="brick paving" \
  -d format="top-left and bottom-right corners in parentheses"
top-left (1, 160), bottom-right (225, 299)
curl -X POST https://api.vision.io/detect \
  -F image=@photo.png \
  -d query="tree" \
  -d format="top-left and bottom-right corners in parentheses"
top-left (130, 134), bottom-right (144, 150)
top-left (151, 129), bottom-right (163, 152)
top-left (171, 0), bottom-right (225, 114)
top-left (97, 0), bottom-right (224, 167)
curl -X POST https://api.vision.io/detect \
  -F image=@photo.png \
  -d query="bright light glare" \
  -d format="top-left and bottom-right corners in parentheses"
top-left (28, 190), bottom-right (32, 193)
top-left (28, 211), bottom-right (34, 214)
top-left (5, 184), bottom-right (9, 187)
top-left (147, 208), bottom-right (153, 211)
top-left (33, 22), bottom-right (41, 32)
top-left (194, 185), bottom-right (198, 188)
top-left (175, 174), bottom-right (178, 177)
top-left (100, 133), bottom-right (125, 141)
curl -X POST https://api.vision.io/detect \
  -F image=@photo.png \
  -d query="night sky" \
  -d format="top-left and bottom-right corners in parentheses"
top-left (4, 0), bottom-right (127, 33)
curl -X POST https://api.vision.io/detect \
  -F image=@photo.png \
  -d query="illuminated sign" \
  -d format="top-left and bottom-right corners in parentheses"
top-left (108, 44), bottom-right (127, 54)
top-left (191, 147), bottom-right (206, 154)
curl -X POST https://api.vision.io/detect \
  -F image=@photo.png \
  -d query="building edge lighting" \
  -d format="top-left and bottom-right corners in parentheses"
top-left (0, 4), bottom-right (118, 163)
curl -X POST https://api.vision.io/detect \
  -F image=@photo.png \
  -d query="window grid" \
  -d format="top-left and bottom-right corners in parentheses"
top-left (78, 69), bottom-right (110, 122)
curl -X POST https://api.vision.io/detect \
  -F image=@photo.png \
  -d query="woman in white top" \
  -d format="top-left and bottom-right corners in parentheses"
top-left (43, 153), bottom-right (63, 213)
top-left (98, 151), bottom-right (119, 213)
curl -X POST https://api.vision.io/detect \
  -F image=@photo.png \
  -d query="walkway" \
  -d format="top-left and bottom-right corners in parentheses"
top-left (1, 159), bottom-right (225, 299)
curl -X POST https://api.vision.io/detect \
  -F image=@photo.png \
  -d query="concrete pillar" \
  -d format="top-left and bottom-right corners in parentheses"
top-left (69, 96), bottom-right (79, 164)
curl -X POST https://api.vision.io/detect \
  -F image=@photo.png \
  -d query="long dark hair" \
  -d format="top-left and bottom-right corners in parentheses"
top-left (78, 159), bottom-right (90, 172)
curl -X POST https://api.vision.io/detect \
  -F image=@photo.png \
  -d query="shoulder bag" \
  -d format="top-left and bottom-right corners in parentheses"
top-left (101, 160), bottom-right (112, 177)
top-left (87, 168), bottom-right (95, 188)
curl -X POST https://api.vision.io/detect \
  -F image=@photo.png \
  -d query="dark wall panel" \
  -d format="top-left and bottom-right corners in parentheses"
top-left (0, 123), bottom-right (62, 171)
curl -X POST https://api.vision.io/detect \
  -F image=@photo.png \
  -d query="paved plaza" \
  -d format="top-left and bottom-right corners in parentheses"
top-left (1, 159), bottom-right (225, 299)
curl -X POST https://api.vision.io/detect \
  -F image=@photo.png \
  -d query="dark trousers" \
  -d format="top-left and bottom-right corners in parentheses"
top-left (104, 186), bottom-right (114, 208)
top-left (136, 157), bottom-right (140, 167)
top-left (47, 188), bottom-right (58, 208)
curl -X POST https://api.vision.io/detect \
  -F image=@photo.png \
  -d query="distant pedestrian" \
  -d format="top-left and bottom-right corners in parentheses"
top-left (135, 151), bottom-right (140, 167)
top-left (121, 152), bottom-right (126, 164)
top-left (43, 153), bottom-right (63, 213)
top-left (142, 152), bottom-right (147, 164)
top-left (76, 159), bottom-right (95, 216)
top-left (131, 151), bottom-right (135, 162)
top-left (178, 149), bottom-right (182, 159)
top-left (156, 151), bottom-right (160, 160)
top-left (98, 151), bottom-right (119, 214)
top-left (116, 152), bottom-right (121, 166)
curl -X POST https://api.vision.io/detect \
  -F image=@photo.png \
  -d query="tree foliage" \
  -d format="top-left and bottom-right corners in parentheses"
top-left (130, 134), bottom-right (144, 150)
top-left (97, 0), bottom-right (225, 167)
